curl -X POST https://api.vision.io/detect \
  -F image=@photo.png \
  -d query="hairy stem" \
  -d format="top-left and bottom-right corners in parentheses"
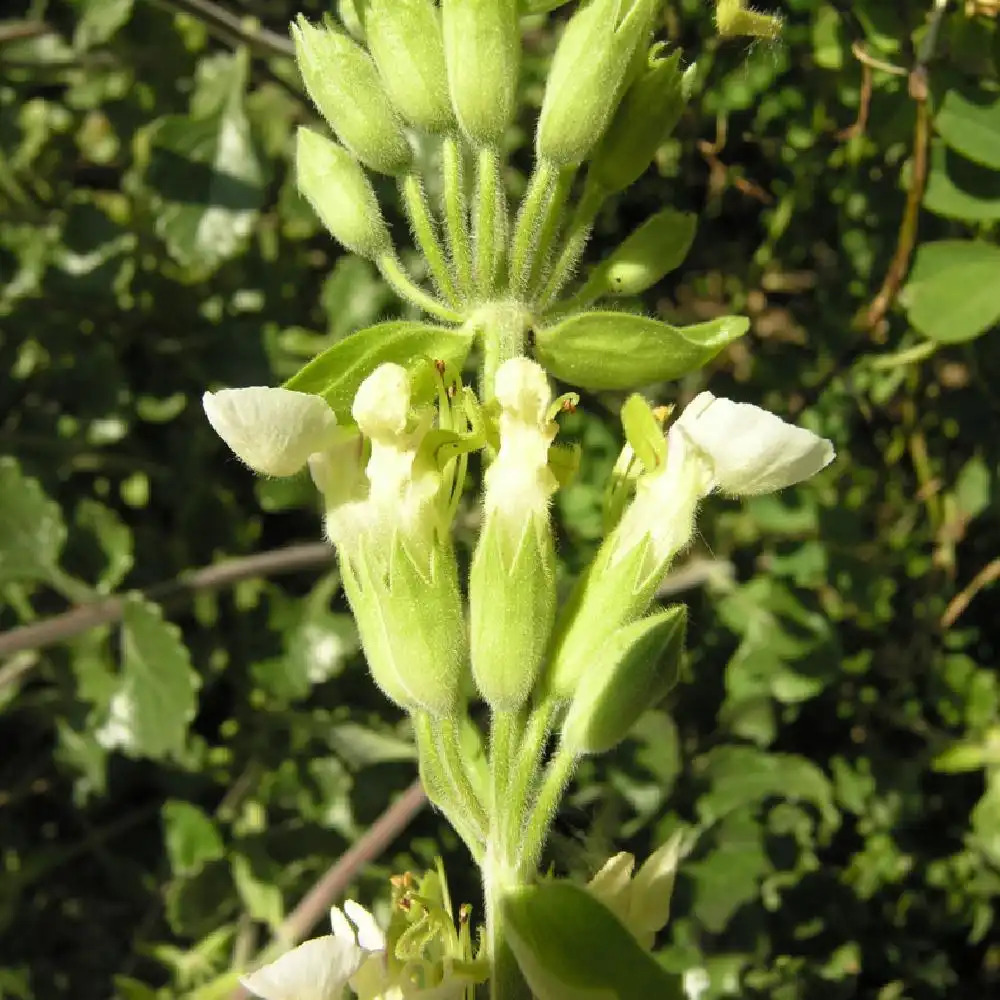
top-left (442, 135), bottom-right (474, 298)
top-left (377, 255), bottom-right (464, 323)
top-left (401, 173), bottom-right (461, 307)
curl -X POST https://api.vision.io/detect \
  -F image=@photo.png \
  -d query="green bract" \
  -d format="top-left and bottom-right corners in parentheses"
top-left (536, 0), bottom-right (661, 166)
top-left (365, 0), bottom-right (455, 133)
top-left (503, 881), bottom-right (687, 1000)
top-left (442, 0), bottom-right (520, 146)
top-left (291, 15), bottom-right (412, 175)
top-left (534, 312), bottom-right (749, 390)
top-left (295, 128), bottom-right (391, 261)
top-left (589, 44), bottom-right (686, 195)
top-left (579, 208), bottom-right (697, 300)
top-left (561, 604), bottom-right (686, 754)
top-left (284, 321), bottom-right (475, 423)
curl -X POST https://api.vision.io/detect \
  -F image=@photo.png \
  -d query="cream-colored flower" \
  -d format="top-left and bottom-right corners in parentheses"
top-left (202, 387), bottom-right (340, 478)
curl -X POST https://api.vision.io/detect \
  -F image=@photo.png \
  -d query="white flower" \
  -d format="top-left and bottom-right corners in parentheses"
top-left (614, 391), bottom-right (834, 574)
top-left (241, 901), bottom-right (387, 1000)
top-left (674, 391), bottom-right (835, 495)
top-left (240, 930), bottom-right (364, 1000)
top-left (485, 357), bottom-right (559, 519)
top-left (202, 387), bottom-right (340, 478)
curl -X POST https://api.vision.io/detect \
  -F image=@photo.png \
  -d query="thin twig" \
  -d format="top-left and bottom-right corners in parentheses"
top-left (859, 0), bottom-right (949, 332)
top-left (941, 558), bottom-right (1000, 629)
top-left (227, 779), bottom-right (427, 1000)
top-left (144, 0), bottom-right (295, 58)
top-left (0, 542), bottom-right (333, 668)
top-left (0, 21), bottom-right (53, 45)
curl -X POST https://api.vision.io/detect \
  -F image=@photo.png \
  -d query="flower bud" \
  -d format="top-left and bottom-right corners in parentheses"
top-left (589, 44), bottom-right (686, 195)
top-left (296, 128), bottom-right (392, 260)
top-left (442, 0), bottom-right (520, 145)
top-left (291, 16), bottom-right (412, 175)
top-left (536, 0), bottom-right (660, 166)
top-left (365, 0), bottom-right (455, 133)
top-left (469, 358), bottom-right (559, 710)
top-left (561, 604), bottom-right (686, 755)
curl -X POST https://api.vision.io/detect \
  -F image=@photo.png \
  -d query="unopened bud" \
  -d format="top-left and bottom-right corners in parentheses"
top-left (589, 44), bottom-right (686, 195)
top-left (292, 16), bottom-right (412, 175)
top-left (561, 605), bottom-right (686, 754)
top-left (536, 0), bottom-right (660, 166)
top-left (296, 128), bottom-right (392, 260)
top-left (365, 0), bottom-right (455, 133)
top-left (442, 0), bottom-right (520, 145)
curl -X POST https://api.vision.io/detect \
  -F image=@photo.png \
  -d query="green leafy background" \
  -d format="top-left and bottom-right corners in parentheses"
top-left (2, 0), bottom-right (999, 997)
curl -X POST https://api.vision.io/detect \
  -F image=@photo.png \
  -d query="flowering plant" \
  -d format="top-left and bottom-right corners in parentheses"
top-left (202, 2), bottom-right (832, 998)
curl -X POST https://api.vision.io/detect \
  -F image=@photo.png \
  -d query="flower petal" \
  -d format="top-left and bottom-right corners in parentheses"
top-left (203, 387), bottom-right (339, 477)
top-left (240, 935), bottom-right (364, 1000)
top-left (344, 899), bottom-right (386, 952)
top-left (676, 393), bottom-right (834, 495)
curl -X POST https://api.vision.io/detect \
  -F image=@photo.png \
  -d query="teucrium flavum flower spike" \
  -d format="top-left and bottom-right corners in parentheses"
top-left (210, 6), bottom-right (812, 998)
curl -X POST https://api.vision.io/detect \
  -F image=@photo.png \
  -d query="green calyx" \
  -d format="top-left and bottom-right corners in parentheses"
top-left (589, 43), bottom-right (686, 195)
top-left (561, 604), bottom-right (686, 754)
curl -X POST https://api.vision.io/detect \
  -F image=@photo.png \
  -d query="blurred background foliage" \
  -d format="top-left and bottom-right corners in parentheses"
top-left (2, 0), bottom-right (999, 997)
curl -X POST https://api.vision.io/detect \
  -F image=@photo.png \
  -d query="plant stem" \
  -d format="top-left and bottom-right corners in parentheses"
top-left (401, 172), bottom-right (462, 307)
top-left (437, 715), bottom-right (489, 837)
top-left (477, 302), bottom-right (533, 404)
top-left (526, 166), bottom-right (574, 298)
top-left (414, 713), bottom-right (485, 862)
top-left (518, 741), bottom-right (578, 875)
top-left (536, 181), bottom-right (607, 309)
top-left (377, 254), bottom-right (464, 323)
top-left (508, 159), bottom-right (559, 299)
top-left (442, 135), bottom-right (475, 298)
top-left (474, 146), bottom-right (503, 298)
top-left (484, 846), bottom-right (530, 1000)
top-left (503, 701), bottom-right (554, 860)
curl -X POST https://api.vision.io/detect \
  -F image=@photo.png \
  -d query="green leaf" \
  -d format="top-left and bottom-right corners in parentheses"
top-left (534, 312), bottom-right (748, 391)
top-left (97, 597), bottom-right (200, 761)
top-left (935, 87), bottom-right (1000, 169)
top-left (284, 321), bottom-right (475, 422)
top-left (163, 801), bottom-right (225, 877)
top-left (142, 52), bottom-right (265, 272)
top-left (73, 0), bottom-right (134, 49)
top-left (0, 457), bottom-right (65, 585)
top-left (923, 141), bottom-right (1000, 222)
top-left (901, 240), bottom-right (1000, 344)
top-left (503, 880), bottom-right (686, 1000)
top-left (231, 853), bottom-right (284, 930)
top-left (75, 498), bottom-right (133, 592)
